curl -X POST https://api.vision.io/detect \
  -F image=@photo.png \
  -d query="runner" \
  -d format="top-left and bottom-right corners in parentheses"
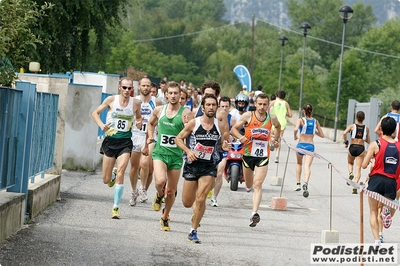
top-left (175, 94), bottom-right (231, 243)
top-left (293, 103), bottom-right (324, 197)
top-left (91, 78), bottom-right (142, 219)
top-left (342, 111), bottom-right (370, 194)
top-left (147, 81), bottom-right (193, 231)
top-left (129, 77), bottom-right (163, 206)
top-left (231, 93), bottom-right (281, 227)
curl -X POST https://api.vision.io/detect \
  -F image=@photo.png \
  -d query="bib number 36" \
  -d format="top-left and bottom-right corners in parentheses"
top-left (160, 134), bottom-right (176, 148)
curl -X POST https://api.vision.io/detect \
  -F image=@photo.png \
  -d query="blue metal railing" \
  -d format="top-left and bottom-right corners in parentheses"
top-left (98, 92), bottom-right (112, 138)
top-left (0, 87), bottom-right (22, 189)
top-left (29, 92), bottom-right (59, 180)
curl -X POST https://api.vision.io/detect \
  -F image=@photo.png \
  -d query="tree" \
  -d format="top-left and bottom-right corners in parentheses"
top-left (27, 0), bottom-right (128, 74)
top-left (0, 0), bottom-right (51, 86)
top-left (286, 0), bottom-right (376, 69)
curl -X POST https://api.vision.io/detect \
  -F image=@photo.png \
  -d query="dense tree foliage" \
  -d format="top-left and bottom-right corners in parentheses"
top-left (0, 0), bottom-right (51, 86)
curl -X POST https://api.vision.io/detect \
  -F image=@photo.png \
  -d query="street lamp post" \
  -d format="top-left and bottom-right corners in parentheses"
top-left (333, 5), bottom-right (353, 142)
top-left (298, 22), bottom-right (311, 119)
top-left (278, 36), bottom-right (288, 91)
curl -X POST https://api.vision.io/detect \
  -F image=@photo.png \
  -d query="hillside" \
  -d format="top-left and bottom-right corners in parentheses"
top-left (223, 0), bottom-right (400, 27)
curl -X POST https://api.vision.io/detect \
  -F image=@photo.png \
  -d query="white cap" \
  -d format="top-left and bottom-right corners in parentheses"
top-left (242, 85), bottom-right (247, 89)
top-left (254, 91), bottom-right (262, 97)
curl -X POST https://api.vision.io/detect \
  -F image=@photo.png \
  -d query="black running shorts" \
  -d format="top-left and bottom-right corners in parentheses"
top-left (182, 161), bottom-right (217, 181)
top-left (367, 174), bottom-right (397, 200)
top-left (349, 144), bottom-right (365, 157)
top-left (242, 156), bottom-right (269, 171)
top-left (100, 137), bottom-right (133, 159)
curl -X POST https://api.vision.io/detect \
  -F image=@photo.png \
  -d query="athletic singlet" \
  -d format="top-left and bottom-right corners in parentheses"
top-left (272, 99), bottom-right (288, 128)
top-left (132, 96), bottom-right (157, 135)
top-left (105, 95), bottom-right (134, 139)
top-left (387, 112), bottom-right (400, 142)
top-left (184, 98), bottom-right (193, 111)
top-left (370, 138), bottom-right (400, 179)
top-left (350, 124), bottom-right (367, 140)
top-left (153, 105), bottom-right (185, 157)
top-left (184, 117), bottom-right (221, 163)
top-left (299, 118), bottom-right (316, 135)
top-left (243, 112), bottom-right (272, 157)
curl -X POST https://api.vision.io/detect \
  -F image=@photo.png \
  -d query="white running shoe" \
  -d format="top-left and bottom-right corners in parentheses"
top-left (130, 189), bottom-right (138, 206)
top-left (139, 188), bottom-right (148, 203)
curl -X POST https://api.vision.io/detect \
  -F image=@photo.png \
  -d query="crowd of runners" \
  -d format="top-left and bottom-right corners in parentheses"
top-left (92, 77), bottom-right (400, 246)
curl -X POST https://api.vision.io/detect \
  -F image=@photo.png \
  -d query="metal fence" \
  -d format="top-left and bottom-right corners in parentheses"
top-left (0, 82), bottom-right (58, 203)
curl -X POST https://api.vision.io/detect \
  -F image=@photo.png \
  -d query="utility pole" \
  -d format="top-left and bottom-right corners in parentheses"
top-left (250, 14), bottom-right (255, 86)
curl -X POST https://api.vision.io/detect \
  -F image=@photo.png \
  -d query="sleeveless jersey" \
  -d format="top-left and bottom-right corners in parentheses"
top-left (370, 138), bottom-right (400, 179)
top-left (105, 95), bottom-right (134, 139)
top-left (272, 99), bottom-right (288, 128)
top-left (184, 98), bottom-right (193, 111)
top-left (184, 117), bottom-right (221, 164)
top-left (153, 105), bottom-right (185, 157)
top-left (299, 118), bottom-right (316, 135)
top-left (351, 124), bottom-right (367, 140)
top-left (133, 96), bottom-right (157, 135)
top-left (387, 112), bottom-right (400, 141)
top-left (243, 112), bottom-right (272, 157)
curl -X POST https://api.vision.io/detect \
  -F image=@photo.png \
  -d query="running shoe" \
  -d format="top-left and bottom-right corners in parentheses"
top-left (188, 230), bottom-right (201, 244)
top-left (347, 172), bottom-right (354, 186)
top-left (352, 188), bottom-right (358, 194)
top-left (382, 206), bottom-right (392, 229)
top-left (294, 184), bottom-right (301, 191)
top-left (153, 192), bottom-right (163, 211)
top-left (274, 158), bottom-right (279, 163)
top-left (111, 207), bottom-right (120, 219)
top-left (139, 188), bottom-right (148, 203)
top-left (379, 235), bottom-right (384, 243)
top-left (108, 167), bottom-right (117, 187)
top-left (210, 198), bottom-right (218, 207)
top-left (246, 187), bottom-right (253, 193)
top-left (302, 183), bottom-right (309, 198)
top-left (161, 186), bottom-right (166, 203)
top-left (249, 213), bottom-right (260, 227)
top-left (129, 189), bottom-right (138, 206)
top-left (191, 214), bottom-right (200, 227)
top-left (160, 217), bottom-right (170, 231)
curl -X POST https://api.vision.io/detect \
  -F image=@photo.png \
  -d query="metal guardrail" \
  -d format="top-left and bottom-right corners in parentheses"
top-left (29, 92), bottom-right (59, 181)
top-left (0, 82), bottom-right (58, 212)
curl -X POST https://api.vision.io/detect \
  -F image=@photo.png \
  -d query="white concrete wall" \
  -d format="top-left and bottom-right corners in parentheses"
top-left (63, 84), bottom-right (102, 170)
top-left (73, 72), bottom-right (119, 94)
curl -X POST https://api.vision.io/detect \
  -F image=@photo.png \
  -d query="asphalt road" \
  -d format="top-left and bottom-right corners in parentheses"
top-left (1, 125), bottom-right (399, 266)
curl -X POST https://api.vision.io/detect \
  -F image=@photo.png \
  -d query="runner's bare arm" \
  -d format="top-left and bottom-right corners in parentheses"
top-left (231, 112), bottom-right (251, 143)
top-left (91, 95), bottom-right (114, 132)
top-left (216, 109), bottom-right (229, 143)
top-left (182, 108), bottom-right (194, 124)
top-left (362, 141), bottom-right (378, 169)
top-left (270, 114), bottom-right (281, 142)
top-left (342, 124), bottom-right (354, 147)
top-left (133, 98), bottom-right (142, 130)
top-left (147, 106), bottom-right (161, 144)
top-left (286, 102), bottom-right (292, 118)
top-left (374, 115), bottom-right (386, 135)
top-left (175, 119), bottom-right (197, 161)
top-left (294, 118), bottom-right (303, 140)
top-left (366, 127), bottom-right (371, 144)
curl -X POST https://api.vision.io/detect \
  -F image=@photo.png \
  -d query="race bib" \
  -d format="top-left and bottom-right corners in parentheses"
top-left (114, 118), bottom-right (129, 132)
top-left (160, 134), bottom-right (176, 148)
top-left (193, 143), bottom-right (214, 160)
top-left (251, 140), bottom-right (268, 157)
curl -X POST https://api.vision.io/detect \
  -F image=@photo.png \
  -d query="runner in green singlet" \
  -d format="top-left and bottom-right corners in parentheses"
top-left (147, 81), bottom-right (193, 231)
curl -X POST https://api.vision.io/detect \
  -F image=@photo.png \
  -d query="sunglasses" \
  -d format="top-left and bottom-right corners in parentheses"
top-left (121, 86), bottom-right (133, 90)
